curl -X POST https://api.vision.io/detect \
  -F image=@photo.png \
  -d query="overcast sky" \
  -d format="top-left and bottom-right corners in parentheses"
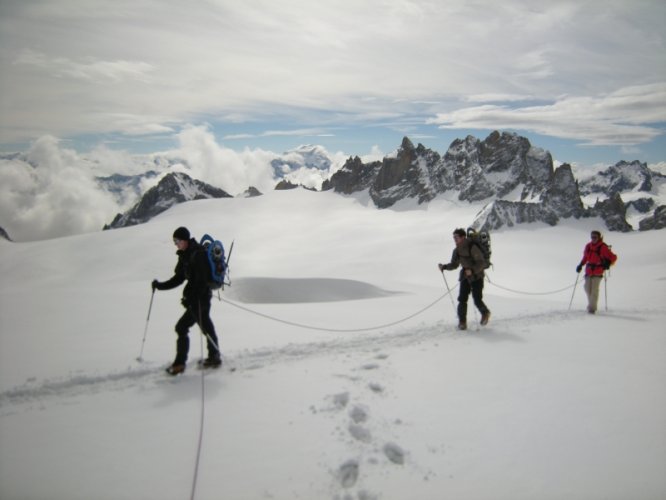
top-left (1, 0), bottom-right (664, 165)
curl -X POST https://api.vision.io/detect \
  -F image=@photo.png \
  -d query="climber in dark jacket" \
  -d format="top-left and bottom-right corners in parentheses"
top-left (438, 228), bottom-right (491, 330)
top-left (152, 226), bottom-right (221, 375)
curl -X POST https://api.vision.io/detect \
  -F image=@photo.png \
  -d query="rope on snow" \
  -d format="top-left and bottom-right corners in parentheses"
top-left (218, 285), bottom-right (458, 333)
top-left (485, 274), bottom-right (577, 296)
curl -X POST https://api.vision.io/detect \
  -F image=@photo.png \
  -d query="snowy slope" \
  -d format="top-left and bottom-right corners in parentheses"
top-left (1, 189), bottom-right (665, 500)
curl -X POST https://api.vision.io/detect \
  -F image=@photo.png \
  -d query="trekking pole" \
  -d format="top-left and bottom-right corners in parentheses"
top-left (568, 272), bottom-right (580, 311)
top-left (604, 272), bottom-right (608, 311)
top-left (136, 289), bottom-right (155, 362)
top-left (440, 268), bottom-right (457, 314)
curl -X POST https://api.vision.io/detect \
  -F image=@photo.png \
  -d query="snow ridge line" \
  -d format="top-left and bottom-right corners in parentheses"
top-left (0, 307), bottom-right (655, 407)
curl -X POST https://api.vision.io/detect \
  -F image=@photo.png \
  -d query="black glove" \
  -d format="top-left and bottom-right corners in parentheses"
top-left (152, 279), bottom-right (159, 291)
top-left (438, 263), bottom-right (445, 272)
top-left (602, 260), bottom-right (610, 270)
top-left (576, 264), bottom-right (582, 273)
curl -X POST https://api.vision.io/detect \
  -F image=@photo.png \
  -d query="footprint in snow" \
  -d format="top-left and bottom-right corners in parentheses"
top-left (383, 442), bottom-right (405, 465)
top-left (349, 405), bottom-right (368, 424)
top-left (331, 392), bottom-right (349, 410)
top-left (338, 459), bottom-right (359, 488)
top-left (368, 382), bottom-right (384, 394)
top-left (348, 423), bottom-right (372, 443)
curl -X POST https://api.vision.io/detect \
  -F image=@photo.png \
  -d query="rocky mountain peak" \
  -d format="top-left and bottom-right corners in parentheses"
top-left (104, 172), bottom-right (231, 230)
top-left (542, 163), bottom-right (585, 218)
top-left (579, 160), bottom-right (658, 195)
top-left (321, 131), bottom-right (664, 232)
top-left (399, 136), bottom-right (415, 154)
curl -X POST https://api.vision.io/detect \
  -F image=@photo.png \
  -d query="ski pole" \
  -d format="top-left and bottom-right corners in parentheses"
top-left (604, 272), bottom-right (608, 311)
top-left (137, 289), bottom-right (155, 362)
top-left (568, 272), bottom-right (580, 311)
top-left (440, 268), bottom-right (457, 314)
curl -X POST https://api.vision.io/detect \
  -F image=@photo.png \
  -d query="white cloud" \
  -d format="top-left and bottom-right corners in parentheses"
top-left (172, 125), bottom-right (276, 196)
top-left (428, 83), bottom-right (666, 146)
top-left (0, 137), bottom-right (119, 241)
top-left (0, 0), bottom-right (663, 149)
top-left (14, 49), bottom-right (155, 83)
top-left (0, 126), bottom-right (365, 240)
top-left (361, 145), bottom-right (385, 164)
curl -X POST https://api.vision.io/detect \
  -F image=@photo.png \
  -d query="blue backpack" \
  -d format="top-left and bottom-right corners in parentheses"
top-left (199, 234), bottom-right (228, 290)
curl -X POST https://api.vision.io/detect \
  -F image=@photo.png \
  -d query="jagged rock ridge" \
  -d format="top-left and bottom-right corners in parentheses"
top-left (104, 172), bottom-right (231, 229)
top-left (325, 132), bottom-right (561, 207)
top-left (323, 131), bottom-right (664, 232)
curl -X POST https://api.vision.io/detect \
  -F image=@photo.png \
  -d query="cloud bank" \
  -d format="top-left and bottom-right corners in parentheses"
top-left (0, 137), bottom-right (119, 241)
top-left (429, 84), bottom-right (666, 146)
top-left (0, 127), bottom-right (353, 241)
top-left (1, 0), bottom-right (664, 152)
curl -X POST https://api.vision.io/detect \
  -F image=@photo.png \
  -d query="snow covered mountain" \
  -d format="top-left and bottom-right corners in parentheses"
top-left (270, 144), bottom-right (335, 190)
top-left (3, 132), bottom-right (664, 243)
top-left (103, 172), bottom-right (232, 229)
top-left (99, 133), bottom-right (666, 234)
top-left (271, 144), bottom-right (332, 173)
top-left (323, 132), bottom-right (560, 208)
top-left (579, 160), bottom-right (661, 196)
top-left (577, 160), bottom-right (666, 230)
top-left (324, 132), bottom-right (665, 232)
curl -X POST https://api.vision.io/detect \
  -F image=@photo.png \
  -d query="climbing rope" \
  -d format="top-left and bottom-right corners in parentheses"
top-left (190, 329), bottom-right (206, 500)
top-left (485, 274), bottom-right (576, 296)
top-left (218, 285), bottom-right (458, 333)
top-left (186, 273), bottom-right (577, 497)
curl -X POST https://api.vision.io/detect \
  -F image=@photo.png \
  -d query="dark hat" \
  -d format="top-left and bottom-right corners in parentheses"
top-left (173, 226), bottom-right (190, 241)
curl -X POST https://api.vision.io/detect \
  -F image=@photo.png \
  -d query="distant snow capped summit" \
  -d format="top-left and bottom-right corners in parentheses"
top-left (103, 172), bottom-right (231, 230)
top-left (271, 144), bottom-right (332, 174)
top-left (270, 144), bottom-right (334, 190)
top-left (579, 160), bottom-right (660, 195)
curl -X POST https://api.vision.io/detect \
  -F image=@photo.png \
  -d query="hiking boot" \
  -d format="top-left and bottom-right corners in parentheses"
top-left (458, 322), bottom-right (467, 331)
top-left (199, 357), bottom-right (222, 369)
top-left (165, 364), bottom-right (186, 376)
top-left (480, 310), bottom-right (491, 325)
